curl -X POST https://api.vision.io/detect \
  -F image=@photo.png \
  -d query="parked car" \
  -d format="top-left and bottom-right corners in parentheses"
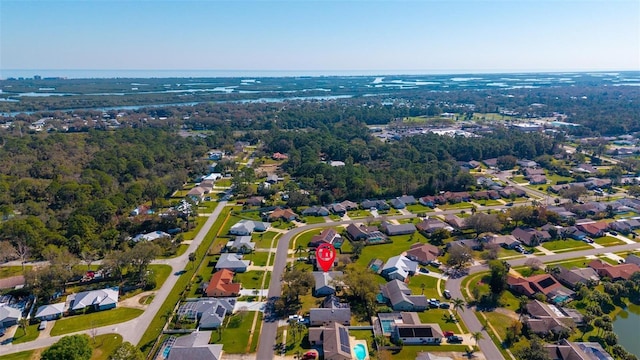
top-left (505, 202), bottom-right (514, 207)
top-left (443, 289), bottom-right (451, 299)
top-left (38, 321), bottom-right (47, 331)
top-left (419, 267), bottom-right (430, 274)
top-left (439, 302), bottom-right (450, 309)
top-left (584, 237), bottom-right (594, 244)
top-left (447, 335), bottom-right (463, 343)
top-left (610, 231), bottom-right (618, 236)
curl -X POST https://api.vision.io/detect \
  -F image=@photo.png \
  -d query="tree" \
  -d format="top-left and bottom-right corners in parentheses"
top-left (488, 260), bottom-right (509, 294)
top-left (41, 334), bottom-right (93, 360)
top-left (497, 155), bottom-right (517, 170)
top-left (129, 241), bottom-right (161, 280)
top-left (342, 266), bottom-right (379, 316)
top-left (560, 186), bottom-right (587, 202)
top-left (429, 228), bottom-right (450, 246)
top-left (351, 241), bottom-right (364, 260)
top-left (525, 258), bottom-right (544, 272)
top-left (465, 213), bottom-right (502, 238)
top-left (288, 318), bottom-right (305, 343)
top-left (0, 241), bottom-right (17, 263)
top-left (471, 331), bottom-right (483, 347)
top-left (446, 245), bottom-right (472, 270)
top-left (109, 342), bottom-right (144, 360)
top-left (514, 337), bottom-right (552, 360)
top-left (282, 267), bottom-right (314, 302)
top-left (451, 298), bottom-right (465, 315)
top-left (508, 205), bottom-right (533, 227)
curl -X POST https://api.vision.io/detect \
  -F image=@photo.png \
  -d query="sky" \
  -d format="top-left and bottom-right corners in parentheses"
top-left (1, 0), bottom-right (639, 75)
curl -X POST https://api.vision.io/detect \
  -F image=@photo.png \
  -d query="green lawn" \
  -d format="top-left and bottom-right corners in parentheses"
top-left (408, 275), bottom-right (440, 299)
top-left (302, 216), bottom-right (327, 224)
top-left (10, 324), bottom-right (39, 345)
top-left (594, 236), bottom-right (624, 246)
top-left (218, 311), bottom-right (262, 353)
top-left (545, 257), bottom-right (593, 269)
top-left (50, 308), bottom-right (143, 336)
top-left (483, 311), bottom-right (517, 343)
top-left (0, 351), bottom-right (35, 360)
top-left (0, 266), bottom-right (29, 279)
top-left (542, 239), bottom-right (590, 252)
top-left (390, 345), bottom-right (469, 359)
top-left (253, 231), bottom-right (279, 249)
top-left (234, 271), bottom-right (267, 289)
top-left (354, 235), bottom-right (424, 269)
top-left (546, 173), bottom-right (574, 185)
top-left (439, 202), bottom-right (474, 210)
top-left (406, 204), bottom-right (434, 214)
top-left (91, 333), bottom-right (123, 360)
top-left (347, 210), bottom-right (372, 219)
top-left (417, 309), bottom-right (465, 333)
top-left (474, 199), bottom-right (503, 206)
top-left (183, 216), bottom-right (207, 241)
top-left (250, 252), bottom-right (270, 267)
top-left (511, 176), bottom-right (527, 184)
top-left (215, 178), bottom-right (233, 187)
top-left (149, 264), bottom-right (173, 291)
top-left (291, 228), bottom-right (324, 249)
top-left (198, 200), bottom-right (219, 213)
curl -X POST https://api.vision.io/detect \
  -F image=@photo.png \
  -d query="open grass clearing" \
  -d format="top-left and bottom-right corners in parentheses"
top-left (354, 235), bottom-right (424, 269)
top-left (0, 266), bottom-right (30, 279)
top-left (542, 239), bottom-right (590, 252)
top-left (407, 275), bottom-right (440, 299)
top-left (474, 199), bottom-right (503, 206)
top-left (91, 333), bottom-right (123, 360)
top-left (249, 252), bottom-right (270, 267)
top-left (439, 202), bottom-right (474, 210)
top-left (10, 324), bottom-right (39, 345)
top-left (253, 231), bottom-right (279, 249)
top-left (0, 351), bottom-right (36, 360)
top-left (50, 308), bottom-right (143, 336)
top-left (218, 311), bottom-right (262, 353)
top-left (594, 236), bottom-right (625, 246)
top-left (347, 209), bottom-right (372, 219)
top-left (301, 216), bottom-right (327, 224)
top-left (406, 203), bottom-right (434, 214)
top-left (234, 271), bottom-right (267, 289)
top-left (417, 309), bottom-right (465, 333)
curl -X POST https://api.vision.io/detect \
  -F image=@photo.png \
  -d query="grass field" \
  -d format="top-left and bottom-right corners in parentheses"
top-left (302, 216), bottom-right (327, 224)
top-left (91, 333), bottom-right (123, 360)
top-left (183, 216), bottom-right (207, 241)
top-left (250, 252), bottom-right (270, 267)
top-left (439, 202), bottom-right (474, 210)
top-left (347, 209), bottom-right (372, 219)
top-left (542, 239), bottom-right (590, 252)
top-left (234, 271), bottom-right (267, 289)
top-left (594, 236), bottom-right (625, 246)
top-left (0, 350), bottom-right (35, 360)
top-left (0, 266), bottom-right (29, 279)
top-left (218, 311), bottom-right (262, 353)
top-left (407, 275), bottom-right (440, 299)
top-left (417, 309), bottom-right (465, 333)
top-left (253, 231), bottom-right (279, 249)
top-left (50, 308), bottom-right (143, 336)
top-left (10, 324), bottom-right (39, 345)
top-left (405, 203), bottom-right (434, 214)
top-left (354, 235), bottom-right (423, 269)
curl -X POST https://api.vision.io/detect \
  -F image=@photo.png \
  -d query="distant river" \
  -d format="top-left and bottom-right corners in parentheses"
top-left (613, 303), bottom-right (640, 356)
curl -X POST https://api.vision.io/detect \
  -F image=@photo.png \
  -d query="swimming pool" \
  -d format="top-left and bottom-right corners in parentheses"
top-left (353, 343), bottom-right (367, 360)
top-left (380, 319), bottom-right (394, 334)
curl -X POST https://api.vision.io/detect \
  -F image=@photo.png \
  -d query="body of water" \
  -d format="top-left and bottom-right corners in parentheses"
top-left (613, 303), bottom-right (640, 356)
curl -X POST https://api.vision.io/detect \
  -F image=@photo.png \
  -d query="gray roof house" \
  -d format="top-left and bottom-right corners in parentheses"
top-left (379, 280), bottom-right (428, 311)
top-left (229, 220), bottom-right (270, 236)
top-left (525, 300), bottom-right (577, 335)
top-left (178, 298), bottom-right (235, 329)
top-left (361, 199), bottom-right (390, 211)
top-left (380, 221), bottom-right (417, 236)
top-left (68, 287), bottom-right (119, 312)
top-left (552, 266), bottom-right (600, 289)
top-left (302, 206), bottom-right (330, 217)
top-left (167, 331), bottom-right (223, 360)
top-left (225, 236), bottom-right (255, 254)
top-left (215, 254), bottom-right (250, 272)
top-left (0, 305), bottom-right (21, 327)
top-left (312, 271), bottom-right (343, 297)
top-left (393, 312), bottom-right (444, 345)
top-left (625, 254), bottom-right (640, 266)
top-left (309, 295), bottom-right (351, 327)
top-left (390, 198), bottom-right (407, 209)
top-left (308, 322), bottom-right (352, 360)
top-left (544, 339), bottom-right (614, 360)
top-left (381, 255), bottom-right (419, 282)
top-left (35, 302), bottom-right (65, 321)
top-left (397, 195), bottom-right (417, 205)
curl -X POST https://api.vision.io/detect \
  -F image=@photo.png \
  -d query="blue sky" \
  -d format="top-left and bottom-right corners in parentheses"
top-left (1, 0), bottom-right (639, 74)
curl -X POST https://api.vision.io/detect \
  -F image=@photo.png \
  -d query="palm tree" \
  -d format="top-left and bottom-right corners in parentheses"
top-left (471, 331), bottom-right (483, 347)
top-left (517, 296), bottom-right (529, 319)
top-left (452, 298), bottom-right (465, 315)
top-left (420, 283), bottom-right (426, 295)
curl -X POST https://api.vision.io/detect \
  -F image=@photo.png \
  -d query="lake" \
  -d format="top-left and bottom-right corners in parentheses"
top-left (613, 303), bottom-right (640, 356)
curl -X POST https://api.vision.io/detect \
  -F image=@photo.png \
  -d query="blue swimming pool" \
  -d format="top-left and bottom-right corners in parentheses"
top-left (353, 343), bottom-right (367, 360)
top-left (380, 319), bottom-right (393, 334)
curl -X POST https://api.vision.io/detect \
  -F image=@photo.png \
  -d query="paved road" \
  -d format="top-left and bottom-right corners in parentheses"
top-left (0, 201), bottom-right (228, 357)
top-left (445, 241), bottom-right (640, 360)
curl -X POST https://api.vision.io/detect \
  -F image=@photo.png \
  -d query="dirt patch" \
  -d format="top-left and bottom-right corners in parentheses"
top-left (254, 164), bottom-right (280, 176)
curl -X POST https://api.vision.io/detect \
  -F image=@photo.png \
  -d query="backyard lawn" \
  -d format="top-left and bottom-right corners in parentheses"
top-left (408, 275), bottom-right (440, 299)
top-left (234, 271), bottom-right (267, 289)
top-left (218, 311), bottom-right (262, 353)
top-left (51, 308), bottom-right (143, 336)
top-left (354, 235), bottom-right (424, 269)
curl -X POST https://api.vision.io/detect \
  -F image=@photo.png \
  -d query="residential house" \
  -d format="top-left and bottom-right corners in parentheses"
top-left (573, 163), bottom-right (597, 174)
top-left (524, 300), bottom-right (578, 336)
top-left (166, 331), bottom-right (224, 360)
top-left (576, 222), bottom-right (608, 237)
top-left (205, 269), bottom-right (241, 297)
top-left (34, 303), bottom-right (65, 321)
top-left (312, 271), bottom-right (344, 297)
top-left (588, 259), bottom-right (640, 281)
top-left (575, 202), bottom-right (607, 216)
top-left (529, 175), bottom-right (548, 185)
top-left (187, 186), bottom-right (206, 203)
top-left (361, 199), bottom-right (390, 211)
top-left (524, 168), bottom-right (545, 178)
top-left (491, 235), bottom-right (521, 249)
top-left (380, 221), bottom-right (416, 236)
top-left (499, 187), bottom-right (527, 198)
top-left (208, 150), bottom-right (223, 160)
top-left (272, 152), bottom-right (288, 160)
top-left (244, 196), bottom-right (264, 207)
top-left (512, 227), bottom-right (551, 246)
top-left (546, 206), bottom-right (577, 219)
top-left (178, 298), bottom-right (235, 329)
top-left (446, 239), bottom-right (483, 251)
top-left (517, 159), bottom-right (538, 168)
top-left (405, 243), bottom-right (441, 265)
top-left (389, 198), bottom-right (407, 209)
top-left (397, 195), bottom-right (417, 205)
top-left (309, 228), bottom-right (343, 249)
top-left (416, 218), bottom-right (451, 234)
top-left (473, 190), bottom-right (500, 200)
top-left (378, 280), bottom-right (428, 311)
top-left (340, 200), bottom-right (359, 211)
top-left (552, 266), bottom-right (600, 289)
top-left (215, 254), bottom-right (250, 272)
top-left (625, 254), bottom-right (640, 266)
top-left (225, 236), bottom-right (255, 254)
top-left (309, 295), bottom-right (351, 326)
top-left (392, 312), bottom-right (444, 345)
top-left (0, 305), bottom-right (21, 327)
top-left (229, 220), bottom-right (270, 236)
top-left (507, 274), bottom-right (574, 303)
top-left (132, 231), bottom-right (171, 242)
top-left (442, 191), bottom-right (471, 204)
top-left (381, 255), bottom-right (419, 282)
top-left (562, 226), bottom-right (587, 241)
top-left (544, 339), bottom-right (614, 360)
top-left (265, 207), bottom-right (298, 222)
top-left (483, 158), bottom-right (498, 168)
top-left (608, 221), bottom-right (632, 234)
top-left (308, 322), bottom-right (352, 360)
top-left (266, 174), bottom-right (279, 184)
top-left (68, 287), bottom-right (119, 312)
top-left (302, 206), bottom-right (330, 217)
top-left (444, 215), bottom-right (467, 230)
top-left (419, 195), bottom-right (446, 208)
top-left (345, 223), bottom-right (387, 244)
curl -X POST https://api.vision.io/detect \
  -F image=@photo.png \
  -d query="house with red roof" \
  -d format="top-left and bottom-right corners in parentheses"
top-left (507, 274), bottom-right (574, 302)
top-left (588, 259), bottom-right (640, 281)
top-left (205, 269), bottom-right (241, 297)
top-left (576, 222), bottom-right (608, 237)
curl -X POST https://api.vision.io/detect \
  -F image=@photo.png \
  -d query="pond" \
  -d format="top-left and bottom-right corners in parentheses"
top-left (613, 303), bottom-right (640, 356)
